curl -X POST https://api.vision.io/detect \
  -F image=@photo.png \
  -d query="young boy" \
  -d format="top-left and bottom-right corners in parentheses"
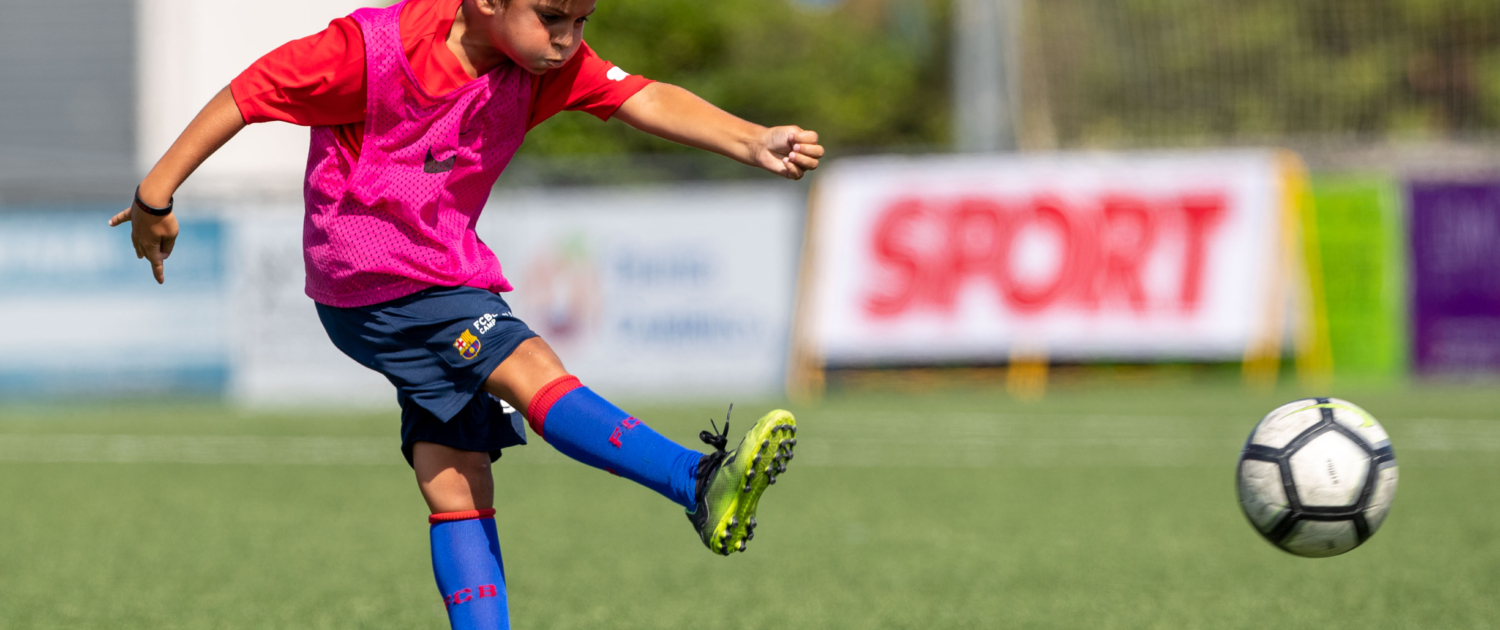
top-left (109, 0), bottom-right (821, 627)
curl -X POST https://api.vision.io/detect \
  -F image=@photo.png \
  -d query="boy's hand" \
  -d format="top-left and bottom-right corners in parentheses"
top-left (755, 127), bottom-right (824, 180)
top-left (108, 203), bottom-right (179, 285)
top-left (108, 85), bottom-right (245, 285)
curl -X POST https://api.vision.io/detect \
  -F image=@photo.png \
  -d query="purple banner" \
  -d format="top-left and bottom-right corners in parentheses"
top-left (1409, 181), bottom-right (1500, 375)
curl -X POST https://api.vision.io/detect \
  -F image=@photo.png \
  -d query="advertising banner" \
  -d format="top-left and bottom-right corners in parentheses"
top-left (0, 209), bottom-right (228, 395)
top-left (802, 151), bottom-right (1293, 365)
top-left (1304, 175), bottom-right (1406, 379)
top-left (228, 184), bottom-right (801, 406)
top-left (1408, 181), bottom-right (1500, 375)
top-left (478, 185), bottom-right (801, 399)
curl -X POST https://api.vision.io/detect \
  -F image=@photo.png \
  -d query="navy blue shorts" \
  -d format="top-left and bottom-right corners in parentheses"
top-left (316, 286), bottom-right (536, 465)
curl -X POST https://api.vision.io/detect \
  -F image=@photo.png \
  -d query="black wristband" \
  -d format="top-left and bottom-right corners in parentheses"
top-left (134, 186), bottom-right (173, 217)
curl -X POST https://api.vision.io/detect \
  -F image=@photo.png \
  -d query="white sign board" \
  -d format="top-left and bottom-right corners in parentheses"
top-left (479, 185), bottom-right (801, 399)
top-left (227, 184), bottom-right (801, 407)
top-left (805, 151), bottom-right (1292, 364)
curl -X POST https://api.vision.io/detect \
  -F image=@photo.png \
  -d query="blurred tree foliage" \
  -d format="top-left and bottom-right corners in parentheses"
top-left (1030, 0), bottom-right (1500, 148)
top-left (521, 0), bottom-right (1499, 157)
top-left (518, 0), bottom-right (951, 157)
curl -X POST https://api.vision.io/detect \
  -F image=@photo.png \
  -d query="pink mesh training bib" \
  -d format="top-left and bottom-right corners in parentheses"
top-left (302, 1), bottom-right (531, 307)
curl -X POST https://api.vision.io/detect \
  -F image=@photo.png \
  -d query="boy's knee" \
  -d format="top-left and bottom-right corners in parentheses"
top-left (413, 442), bottom-right (495, 513)
top-left (483, 337), bottom-right (569, 408)
top-left (450, 453), bottom-right (492, 480)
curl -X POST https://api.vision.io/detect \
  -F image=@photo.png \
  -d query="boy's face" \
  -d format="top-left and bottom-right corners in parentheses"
top-left (478, 0), bottom-right (597, 75)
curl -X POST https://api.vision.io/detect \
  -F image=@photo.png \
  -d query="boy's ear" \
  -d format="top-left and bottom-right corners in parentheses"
top-left (472, 0), bottom-right (507, 17)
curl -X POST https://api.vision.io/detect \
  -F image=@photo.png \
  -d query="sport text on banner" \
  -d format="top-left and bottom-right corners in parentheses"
top-left (794, 151), bottom-right (1299, 373)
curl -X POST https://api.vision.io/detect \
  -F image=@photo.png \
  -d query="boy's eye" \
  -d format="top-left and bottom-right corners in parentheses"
top-left (538, 10), bottom-right (586, 26)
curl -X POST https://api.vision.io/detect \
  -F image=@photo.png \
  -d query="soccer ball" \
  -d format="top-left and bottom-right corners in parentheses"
top-left (1236, 398), bottom-right (1398, 557)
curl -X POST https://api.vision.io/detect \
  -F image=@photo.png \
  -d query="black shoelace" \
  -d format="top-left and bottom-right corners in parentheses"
top-left (699, 404), bottom-right (733, 453)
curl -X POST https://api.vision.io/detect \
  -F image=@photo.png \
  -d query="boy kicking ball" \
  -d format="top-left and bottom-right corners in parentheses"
top-left (109, 0), bottom-right (819, 627)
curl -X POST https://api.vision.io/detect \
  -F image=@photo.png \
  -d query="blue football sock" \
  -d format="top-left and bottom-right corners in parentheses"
top-left (526, 376), bottom-right (702, 509)
top-left (430, 510), bottom-right (509, 630)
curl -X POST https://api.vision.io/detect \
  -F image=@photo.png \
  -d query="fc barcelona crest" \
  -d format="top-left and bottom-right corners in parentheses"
top-left (454, 329), bottom-right (481, 360)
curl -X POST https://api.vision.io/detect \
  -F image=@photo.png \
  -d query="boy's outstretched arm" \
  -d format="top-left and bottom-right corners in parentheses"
top-left (613, 83), bottom-right (824, 180)
top-left (110, 85), bottom-right (246, 284)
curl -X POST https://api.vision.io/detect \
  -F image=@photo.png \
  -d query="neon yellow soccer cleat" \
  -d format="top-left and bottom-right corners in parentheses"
top-left (687, 406), bottom-right (797, 556)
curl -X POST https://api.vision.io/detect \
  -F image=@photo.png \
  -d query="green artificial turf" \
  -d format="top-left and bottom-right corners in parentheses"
top-left (1, 381), bottom-right (1497, 629)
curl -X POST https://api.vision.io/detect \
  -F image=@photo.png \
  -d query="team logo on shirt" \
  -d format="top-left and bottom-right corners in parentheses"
top-left (454, 329), bottom-right (481, 360)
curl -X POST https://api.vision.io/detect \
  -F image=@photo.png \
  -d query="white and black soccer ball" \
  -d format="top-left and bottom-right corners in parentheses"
top-left (1236, 398), bottom-right (1398, 558)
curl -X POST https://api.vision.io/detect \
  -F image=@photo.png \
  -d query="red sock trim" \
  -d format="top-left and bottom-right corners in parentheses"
top-left (525, 375), bottom-right (582, 439)
top-left (429, 508), bottom-right (496, 525)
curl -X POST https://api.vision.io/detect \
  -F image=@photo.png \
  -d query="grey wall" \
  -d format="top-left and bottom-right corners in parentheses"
top-left (0, 0), bottom-right (136, 204)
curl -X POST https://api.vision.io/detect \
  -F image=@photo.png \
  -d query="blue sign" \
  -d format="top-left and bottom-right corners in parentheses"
top-left (0, 208), bottom-right (229, 397)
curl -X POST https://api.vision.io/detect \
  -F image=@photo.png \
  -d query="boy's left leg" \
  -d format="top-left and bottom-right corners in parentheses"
top-left (415, 443), bottom-right (510, 630)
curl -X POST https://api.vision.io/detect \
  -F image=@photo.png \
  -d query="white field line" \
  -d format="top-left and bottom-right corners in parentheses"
top-left (0, 415), bottom-right (1495, 467)
top-left (0, 435), bottom-right (397, 466)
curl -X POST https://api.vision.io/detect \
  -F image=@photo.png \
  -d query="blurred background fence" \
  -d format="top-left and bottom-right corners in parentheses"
top-left (5, 0), bottom-right (1500, 198)
top-left (1, 0), bottom-right (1498, 404)
top-left (1024, 0), bottom-right (1500, 152)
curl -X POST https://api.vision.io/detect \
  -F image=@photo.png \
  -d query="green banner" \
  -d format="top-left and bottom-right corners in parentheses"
top-left (1303, 175), bottom-right (1407, 379)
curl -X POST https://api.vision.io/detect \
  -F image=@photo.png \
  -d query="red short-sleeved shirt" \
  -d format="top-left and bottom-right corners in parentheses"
top-left (229, 0), bottom-right (653, 159)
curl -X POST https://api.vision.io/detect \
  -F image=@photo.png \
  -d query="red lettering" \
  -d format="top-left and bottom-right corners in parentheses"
top-left (1064, 209), bottom-right (1101, 311)
top-left (1178, 195), bottom-right (1226, 313)
top-left (865, 199), bottom-right (927, 317)
top-left (994, 197), bottom-right (1076, 313)
top-left (610, 418), bottom-right (638, 448)
top-left (452, 588), bottom-right (473, 605)
top-left (477, 584), bottom-right (498, 599)
top-left (862, 190), bottom-right (1228, 319)
top-left (1099, 196), bottom-right (1155, 312)
top-left (940, 198), bottom-right (1007, 309)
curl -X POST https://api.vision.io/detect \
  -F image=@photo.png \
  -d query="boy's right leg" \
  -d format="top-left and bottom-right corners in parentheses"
top-left (482, 337), bottom-right (799, 555)
top-left (415, 443), bottom-right (510, 630)
top-left (481, 338), bottom-right (704, 509)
